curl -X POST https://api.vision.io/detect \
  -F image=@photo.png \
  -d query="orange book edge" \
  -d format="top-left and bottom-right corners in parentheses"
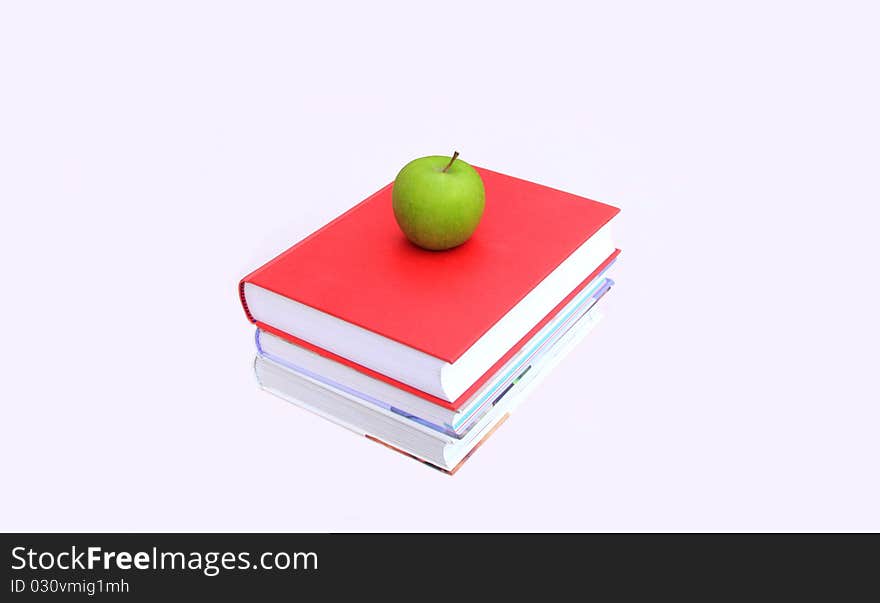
top-left (365, 413), bottom-right (511, 475)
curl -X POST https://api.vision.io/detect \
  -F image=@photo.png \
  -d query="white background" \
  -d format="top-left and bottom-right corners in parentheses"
top-left (2, 1), bottom-right (878, 531)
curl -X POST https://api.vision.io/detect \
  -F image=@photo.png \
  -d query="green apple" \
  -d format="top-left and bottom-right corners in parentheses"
top-left (392, 152), bottom-right (485, 251)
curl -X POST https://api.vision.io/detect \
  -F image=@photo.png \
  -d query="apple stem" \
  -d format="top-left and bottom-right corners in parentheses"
top-left (441, 151), bottom-right (460, 173)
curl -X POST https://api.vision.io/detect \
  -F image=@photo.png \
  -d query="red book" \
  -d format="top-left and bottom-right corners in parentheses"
top-left (240, 166), bottom-right (620, 401)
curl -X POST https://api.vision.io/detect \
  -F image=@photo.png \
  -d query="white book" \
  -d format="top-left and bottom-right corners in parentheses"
top-left (256, 275), bottom-right (614, 436)
top-left (254, 308), bottom-right (604, 472)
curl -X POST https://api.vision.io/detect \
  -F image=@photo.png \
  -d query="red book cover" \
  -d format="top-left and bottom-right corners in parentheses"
top-left (256, 250), bottom-right (619, 411)
top-left (240, 165), bottom-right (620, 363)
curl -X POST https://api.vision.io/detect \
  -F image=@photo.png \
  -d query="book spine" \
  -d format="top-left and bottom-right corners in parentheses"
top-left (239, 280), bottom-right (256, 323)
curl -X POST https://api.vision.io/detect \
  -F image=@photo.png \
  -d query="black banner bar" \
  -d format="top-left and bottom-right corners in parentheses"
top-left (1, 533), bottom-right (875, 599)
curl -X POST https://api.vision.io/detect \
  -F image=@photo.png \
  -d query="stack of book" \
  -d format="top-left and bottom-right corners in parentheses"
top-left (239, 166), bottom-right (621, 473)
